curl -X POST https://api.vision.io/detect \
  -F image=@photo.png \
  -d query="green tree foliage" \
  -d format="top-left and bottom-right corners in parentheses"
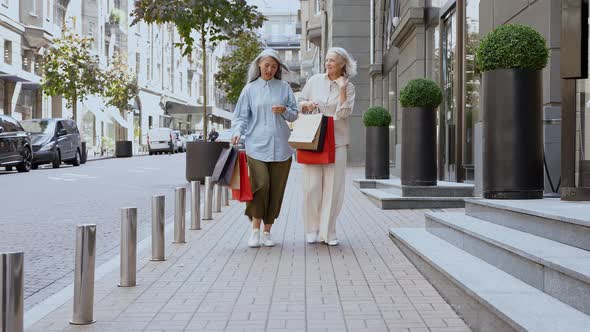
top-left (103, 55), bottom-right (139, 141)
top-left (215, 31), bottom-right (263, 105)
top-left (41, 28), bottom-right (103, 121)
top-left (131, 0), bottom-right (265, 137)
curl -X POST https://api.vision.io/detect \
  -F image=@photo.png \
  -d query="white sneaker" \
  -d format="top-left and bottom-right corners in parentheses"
top-left (327, 239), bottom-right (339, 246)
top-left (261, 232), bottom-right (275, 247)
top-left (306, 233), bottom-right (318, 244)
top-left (248, 229), bottom-right (261, 248)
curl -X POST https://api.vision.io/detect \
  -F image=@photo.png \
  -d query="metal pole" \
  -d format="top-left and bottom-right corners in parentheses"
top-left (190, 181), bottom-right (201, 230)
top-left (119, 207), bottom-right (137, 287)
top-left (71, 224), bottom-right (96, 325)
top-left (174, 187), bottom-right (186, 243)
top-left (1, 252), bottom-right (23, 332)
top-left (213, 183), bottom-right (222, 213)
top-left (203, 176), bottom-right (213, 220)
top-left (151, 195), bottom-right (165, 261)
top-left (223, 187), bottom-right (230, 205)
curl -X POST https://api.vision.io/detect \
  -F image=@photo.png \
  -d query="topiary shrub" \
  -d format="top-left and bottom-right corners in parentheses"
top-left (363, 106), bottom-right (391, 127)
top-left (399, 79), bottom-right (443, 108)
top-left (476, 24), bottom-right (549, 72)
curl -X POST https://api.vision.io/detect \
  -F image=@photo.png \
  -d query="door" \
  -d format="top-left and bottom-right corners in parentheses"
top-left (0, 118), bottom-right (13, 164)
top-left (66, 120), bottom-right (81, 155)
top-left (55, 120), bottom-right (71, 159)
top-left (0, 117), bottom-right (23, 164)
top-left (440, 7), bottom-right (458, 181)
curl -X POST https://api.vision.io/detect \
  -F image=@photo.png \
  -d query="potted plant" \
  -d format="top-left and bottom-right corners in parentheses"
top-left (477, 24), bottom-right (548, 199)
top-left (132, 0), bottom-right (265, 183)
top-left (364, 106), bottom-right (391, 179)
top-left (399, 78), bottom-right (442, 186)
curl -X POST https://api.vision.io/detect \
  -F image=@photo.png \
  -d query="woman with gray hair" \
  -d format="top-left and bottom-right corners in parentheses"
top-left (231, 49), bottom-right (299, 248)
top-left (298, 47), bottom-right (357, 246)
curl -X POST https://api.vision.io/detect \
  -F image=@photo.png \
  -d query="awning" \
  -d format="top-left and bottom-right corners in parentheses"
top-left (106, 107), bottom-right (130, 129)
top-left (81, 96), bottom-right (112, 124)
top-left (211, 107), bottom-right (234, 121)
top-left (164, 99), bottom-right (201, 115)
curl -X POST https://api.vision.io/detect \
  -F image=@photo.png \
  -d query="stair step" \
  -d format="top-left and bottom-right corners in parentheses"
top-left (390, 228), bottom-right (590, 332)
top-left (465, 198), bottom-right (590, 251)
top-left (360, 188), bottom-right (467, 209)
top-left (426, 212), bottom-right (590, 315)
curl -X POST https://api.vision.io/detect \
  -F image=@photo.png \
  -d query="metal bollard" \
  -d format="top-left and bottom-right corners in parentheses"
top-left (190, 181), bottom-right (201, 230)
top-left (119, 207), bottom-right (137, 287)
top-left (213, 183), bottom-right (222, 213)
top-left (223, 187), bottom-right (230, 206)
top-left (1, 252), bottom-right (24, 332)
top-left (71, 224), bottom-right (96, 325)
top-left (203, 176), bottom-right (213, 220)
top-left (174, 187), bottom-right (186, 243)
top-left (151, 195), bottom-right (165, 261)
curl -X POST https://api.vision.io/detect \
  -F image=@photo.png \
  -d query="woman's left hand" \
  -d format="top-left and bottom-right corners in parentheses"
top-left (272, 105), bottom-right (286, 114)
top-left (335, 77), bottom-right (349, 90)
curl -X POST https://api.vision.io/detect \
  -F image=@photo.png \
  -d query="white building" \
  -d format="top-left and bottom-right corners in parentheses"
top-left (1, 0), bottom-right (220, 156)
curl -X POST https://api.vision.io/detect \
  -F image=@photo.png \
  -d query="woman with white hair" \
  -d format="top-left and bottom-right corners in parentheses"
top-left (298, 47), bottom-right (357, 246)
top-left (231, 49), bottom-right (299, 248)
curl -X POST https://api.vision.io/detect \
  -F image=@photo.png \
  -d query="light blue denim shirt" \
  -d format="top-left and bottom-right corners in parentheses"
top-left (231, 77), bottom-right (299, 162)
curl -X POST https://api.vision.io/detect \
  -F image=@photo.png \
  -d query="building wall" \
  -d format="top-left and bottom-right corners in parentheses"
top-left (477, 0), bottom-right (561, 194)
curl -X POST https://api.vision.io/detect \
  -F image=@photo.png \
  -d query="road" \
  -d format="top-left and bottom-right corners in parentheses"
top-left (0, 153), bottom-right (189, 310)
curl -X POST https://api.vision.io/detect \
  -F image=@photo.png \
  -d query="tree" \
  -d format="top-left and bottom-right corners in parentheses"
top-left (131, 0), bottom-right (265, 138)
top-left (103, 55), bottom-right (139, 141)
top-left (215, 31), bottom-right (263, 105)
top-left (41, 28), bottom-right (103, 122)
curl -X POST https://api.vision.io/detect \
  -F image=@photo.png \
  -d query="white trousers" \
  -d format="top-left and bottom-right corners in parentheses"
top-left (302, 146), bottom-right (347, 242)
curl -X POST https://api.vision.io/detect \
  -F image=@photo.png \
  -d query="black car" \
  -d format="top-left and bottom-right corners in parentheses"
top-left (0, 115), bottom-right (33, 172)
top-left (20, 118), bottom-right (82, 169)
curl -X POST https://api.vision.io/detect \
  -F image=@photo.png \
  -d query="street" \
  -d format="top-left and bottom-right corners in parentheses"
top-left (0, 153), bottom-right (188, 310)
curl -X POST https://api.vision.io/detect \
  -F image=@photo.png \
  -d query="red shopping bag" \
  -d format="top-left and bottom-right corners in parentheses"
top-left (231, 151), bottom-right (253, 202)
top-left (297, 116), bottom-right (335, 164)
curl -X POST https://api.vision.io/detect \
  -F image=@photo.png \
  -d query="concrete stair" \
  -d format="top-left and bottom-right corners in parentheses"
top-left (390, 198), bottom-right (590, 331)
top-left (354, 178), bottom-right (474, 210)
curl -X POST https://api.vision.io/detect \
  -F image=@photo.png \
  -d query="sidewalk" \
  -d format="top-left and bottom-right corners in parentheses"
top-left (26, 166), bottom-right (470, 332)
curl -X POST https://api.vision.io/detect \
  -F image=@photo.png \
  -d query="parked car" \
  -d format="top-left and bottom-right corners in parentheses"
top-left (173, 130), bottom-right (187, 152)
top-left (147, 127), bottom-right (174, 155)
top-left (0, 115), bottom-right (33, 172)
top-left (20, 118), bottom-right (82, 168)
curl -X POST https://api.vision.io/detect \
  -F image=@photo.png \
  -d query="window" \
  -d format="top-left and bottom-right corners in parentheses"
top-left (1, 116), bottom-right (23, 132)
top-left (30, 0), bottom-right (38, 15)
top-left (22, 49), bottom-right (32, 72)
top-left (179, 72), bottom-right (183, 92)
top-left (315, 0), bottom-right (321, 14)
top-left (187, 71), bottom-right (193, 96)
top-left (285, 50), bottom-right (292, 62)
top-left (34, 54), bottom-right (43, 76)
top-left (135, 53), bottom-right (141, 80)
top-left (4, 40), bottom-right (12, 65)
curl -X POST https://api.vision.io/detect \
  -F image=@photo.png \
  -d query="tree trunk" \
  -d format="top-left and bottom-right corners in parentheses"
top-left (116, 109), bottom-right (127, 141)
top-left (72, 95), bottom-right (77, 121)
top-left (201, 30), bottom-right (208, 139)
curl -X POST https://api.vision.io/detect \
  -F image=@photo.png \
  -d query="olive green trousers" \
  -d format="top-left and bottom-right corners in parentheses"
top-left (245, 156), bottom-right (292, 224)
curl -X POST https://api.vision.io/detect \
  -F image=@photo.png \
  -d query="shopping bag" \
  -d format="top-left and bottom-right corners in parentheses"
top-left (219, 147), bottom-right (238, 185)
top-left (296, 116), bottom-right (335, 164)
top-left (231, 151), bottom-right (253, 202)
top-left (212, 147), bottom-right (237, 183)
top-left (229, 154), bottom-right (240, 190)
top-left (288, 113), bottom-right (326, 151)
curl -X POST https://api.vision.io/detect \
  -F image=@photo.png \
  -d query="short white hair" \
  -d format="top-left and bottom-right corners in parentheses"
top-left (247, 49), bottom-right (290, 83)
top-left (326, 47), bottom-right (357, 78)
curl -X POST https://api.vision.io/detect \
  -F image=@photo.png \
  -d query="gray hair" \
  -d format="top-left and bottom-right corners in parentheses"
top-left (326, 47), bottom-right (357, 78)
top-left (247, 49), bottom-right (290, 83)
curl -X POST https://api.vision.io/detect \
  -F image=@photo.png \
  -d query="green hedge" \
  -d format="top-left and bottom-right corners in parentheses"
top-left (363, 106), bottom-right (391, 127)
top-left (476, 24), bottom-right (548, 72)
top-left (399, 79), bottom-right (443, 108)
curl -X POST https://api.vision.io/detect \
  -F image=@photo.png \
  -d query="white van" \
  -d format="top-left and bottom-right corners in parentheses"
top-left (147, 127), bottom-right (174, 155)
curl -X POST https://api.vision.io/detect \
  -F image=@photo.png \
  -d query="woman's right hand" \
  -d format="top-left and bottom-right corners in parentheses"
top-left (231, 135), bottom-right (240, 146)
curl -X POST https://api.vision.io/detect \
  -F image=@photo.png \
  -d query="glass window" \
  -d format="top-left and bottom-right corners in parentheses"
top-left (315, 0), bottom-right (321, 14)
top-left (4, 40), bottom-right (12, 65)
top-left (464, 0), bottom-right (480, 179)
top-left (1, 116), bottom-right (22, 132)
top-left (441, 9), bottom-right (457, 179)
top-left (21, 120), bottom-right (56, 135)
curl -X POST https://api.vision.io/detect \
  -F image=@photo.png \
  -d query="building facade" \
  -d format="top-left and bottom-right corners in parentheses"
top-left (1, 0), bottom-right (217, 157)
top-left (367, 0), bottom-right (562, 195)
top-left (300, 0), bottom-right (371, 166)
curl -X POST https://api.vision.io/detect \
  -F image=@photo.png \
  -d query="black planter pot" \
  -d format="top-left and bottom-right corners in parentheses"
top-left (115, 141), bottom-right (133, 158)
top-left (483, 68), bottom-right (543, 199)
top-left (401, 107), bottom-right (437, 186)
top-left (365, 127), bottom-right (390, 179)
top-left (80, 141), bottom-right (88, 164)
top-left (186, 141), bottom-right (227, 183)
